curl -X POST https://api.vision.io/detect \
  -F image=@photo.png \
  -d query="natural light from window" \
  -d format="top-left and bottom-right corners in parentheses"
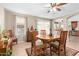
top-left (37, 19), bottom-right (50, 35)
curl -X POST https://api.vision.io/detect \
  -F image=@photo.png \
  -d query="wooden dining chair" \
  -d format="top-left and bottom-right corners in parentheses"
top-left (31, 31), bottom-right (45, 56)
top-left (0, 32), bottom-right (5, 56)
top-left (0, 41), bottom-right (10, 56)
top-left (6, 30), bottom-right (17, 44)
top-left (50, 31), bottom-right (68, 56)
top-left (0, 46), bottom-right (12, 56)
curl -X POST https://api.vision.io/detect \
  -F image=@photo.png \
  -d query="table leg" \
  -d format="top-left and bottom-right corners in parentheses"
top-left (42, 40), bottom-right (47, 55)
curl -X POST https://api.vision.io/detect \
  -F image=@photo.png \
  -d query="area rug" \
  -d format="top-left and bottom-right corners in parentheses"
top-left (25, 47), bottom-right (79, 56)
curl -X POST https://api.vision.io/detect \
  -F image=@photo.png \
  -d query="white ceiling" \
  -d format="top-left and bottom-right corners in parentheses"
top-left (1, 3), bottom-right (79, 19)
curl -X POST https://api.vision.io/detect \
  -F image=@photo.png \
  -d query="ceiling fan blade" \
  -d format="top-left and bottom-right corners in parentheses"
top-left (56, 3), bottom-right (67, 6)
top-left (50, 3), bottom-right (56, 7)
top-left (56, 7), bottom-right (61, 11)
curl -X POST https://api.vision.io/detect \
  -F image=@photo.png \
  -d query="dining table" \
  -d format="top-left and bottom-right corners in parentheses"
top-left (36, 34), bottom-right (60, 55)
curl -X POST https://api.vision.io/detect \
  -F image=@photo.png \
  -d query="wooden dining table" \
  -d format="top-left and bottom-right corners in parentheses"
top-left (36, 34), bottom-right (60, 55)
top-left (36, 35), bottom-right (60, 42)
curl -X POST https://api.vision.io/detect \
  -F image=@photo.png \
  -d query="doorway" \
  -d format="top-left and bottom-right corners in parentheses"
top-left (15, 16), bottom-right (27, 43)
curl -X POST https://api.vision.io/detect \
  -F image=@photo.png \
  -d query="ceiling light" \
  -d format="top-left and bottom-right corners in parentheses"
top-left (53, 7), bottom-right (57, 11)
top-left (50, 9), bottom-right (53, 12)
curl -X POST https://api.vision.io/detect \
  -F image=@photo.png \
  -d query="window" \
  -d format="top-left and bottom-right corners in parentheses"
top-left (15, 16), bottom-right (26, 35)
top-left (53, 18), bottom-right (64, 30)
top-left (15, 16), bottom-right (26, 41)
top-left (37, 19), bottom-right (50, 35)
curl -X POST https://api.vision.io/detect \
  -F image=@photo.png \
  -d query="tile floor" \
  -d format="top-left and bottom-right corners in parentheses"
top-left (12, 41), bottom-right (31, 56)
top-left (12, 36), bottom-right (79, 56)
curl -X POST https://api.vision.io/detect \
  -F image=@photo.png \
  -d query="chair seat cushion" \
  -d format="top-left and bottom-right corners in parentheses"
top-left (36, 40), bottom-right (50, 48)
top-left (0, 48), bottom-right (12, 56)
top-left (50, 41), bottom-right (59, 49)
top-left (36, 39), bottom-right (43, 46)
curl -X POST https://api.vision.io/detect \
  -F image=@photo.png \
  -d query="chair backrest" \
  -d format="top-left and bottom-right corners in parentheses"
top-left (60, 31), bottom-right (68, 44)
top-left (0, 41), bottom-right (4, 49)
top-left (31, 31), bottom-right (38, 47)
top-left (30, 31), bottom-right (38, 55)
top-left (4, 30), bottom-right (13, 38)
top-left (0, 48), bottom-right (6, 53)
top-left (7, 30), bottom-right (13, 38)
top-left (0, 34), bottom-right (1, 40)
top-left (59, 31), bottom-right (68, 55)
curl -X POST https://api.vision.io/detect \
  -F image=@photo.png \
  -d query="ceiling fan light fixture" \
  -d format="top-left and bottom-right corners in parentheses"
top-left (46, 3), bottom-right (66, 13)
top-left (56, 7), bottom-right (61, 11)
top-left (50, 9), bottom-right (53, 12)
top-left (53, 7), bottom-right (57, 11)
top-left (47, 9), bottom-right (53, 13)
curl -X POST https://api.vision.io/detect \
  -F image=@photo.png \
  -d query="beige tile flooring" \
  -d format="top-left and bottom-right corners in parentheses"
top-left (12, 36), bottom-right (79, 56)
top-left (12, 41), bottom-right (31, 56)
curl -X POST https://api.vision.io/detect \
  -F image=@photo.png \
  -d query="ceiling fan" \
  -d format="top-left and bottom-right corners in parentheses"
top-left (46, 3), bottom-right (67, 13)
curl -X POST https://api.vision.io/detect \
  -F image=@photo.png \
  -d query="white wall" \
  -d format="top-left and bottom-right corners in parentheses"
top-left (0, 6), bottom-right (16, 34)
top-left (27, 16), bottom-right (37, 30)
top-left (0, 6), bottom-right (5, 33)
top-left (4, 9), bottom-right (16, 33)
top-left (68, 14), bottom-right (79, 21)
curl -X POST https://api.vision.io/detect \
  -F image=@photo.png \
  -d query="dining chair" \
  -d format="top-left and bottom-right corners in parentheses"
top-left (31, 31), bottom-right (46, 56)
top-left (3, 30), bottom-right (17, 54)
top-left (0, 48), bottom-right (7, 56)
top-left (0, 41), bottom-right (11, 56)
top-left (6, 30), bottom-right (17, 44)
top-left (0, 47), bottom-right (12, 56)
top-left (50, 31), bottom-right (68, 56)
